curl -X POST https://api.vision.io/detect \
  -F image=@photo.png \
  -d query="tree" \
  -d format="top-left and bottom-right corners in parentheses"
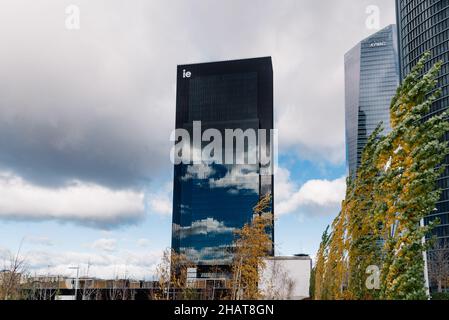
top-left (376, 53), bottom-right (448, 299)
top-left (347, 124), bottom-right (385, 300)
top-left (231, 193), bottom-right (273, 300)
top-left (0, 245), bottom-right (27, 300)
top-left (314, 53), bottom-right (449, 300)
top-left (313, 226), bottom-right (330, 300)
top-left (80, 262), bottom-right (99, 300)
top-left (154, 248), bottom-right (194, 300)
top-left (323, 209), bottom-right (348, 299)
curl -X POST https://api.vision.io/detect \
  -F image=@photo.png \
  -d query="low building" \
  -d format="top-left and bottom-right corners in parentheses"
top-left (259, 255), bottom-right (312, 300)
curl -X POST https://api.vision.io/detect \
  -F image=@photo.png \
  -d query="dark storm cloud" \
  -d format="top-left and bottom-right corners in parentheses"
top-left (0, 0), bottom-right (395, 191)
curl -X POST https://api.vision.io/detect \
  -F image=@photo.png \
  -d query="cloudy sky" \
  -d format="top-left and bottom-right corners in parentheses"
top-left (0, 0), bottom-right (395, 279)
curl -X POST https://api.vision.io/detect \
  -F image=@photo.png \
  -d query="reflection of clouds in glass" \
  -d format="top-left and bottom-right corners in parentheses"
top-left (180, 245), bottom-right (233, 265)
top-left (209, 165), bottom-right (258, 193)
top-left (181, 163), bottom-right (216, 180)
top-left (173, 218), bottom-right (236, 239)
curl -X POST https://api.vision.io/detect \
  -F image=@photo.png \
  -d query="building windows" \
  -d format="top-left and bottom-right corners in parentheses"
top-left (172, 58), bottom-right (274, 278)
top-left (345, 25), bottom-right (399, 175)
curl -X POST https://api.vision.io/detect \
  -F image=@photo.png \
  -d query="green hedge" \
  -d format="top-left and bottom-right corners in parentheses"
top-left (431, 292), bottom-right (449, 300)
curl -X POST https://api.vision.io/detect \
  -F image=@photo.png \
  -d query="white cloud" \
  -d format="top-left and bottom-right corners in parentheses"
top-left (275, 167), bottom-right (346, 216)
top-left (182, 164), bottom-right (216, 180)
top-left (209, 165), bottom-right (259, 193)
top-left (0, 171), bottom-right (145, 228)
top-left (137, 238), bottom-right (151, 247)
top-left (181, 245), bottom-right (233, 265)
top-left (146, 182), bottom-right (172, 216)
top-left (173, 218), bottom-right (236, 239)
top-left (8, 249), bottom-right (163, 280)
top-left (148, 195), bottom-right (171, 216)
top-left (24, 236), bottom-right (54, 247)
top-left (91, 238), bottom-right (117, 252)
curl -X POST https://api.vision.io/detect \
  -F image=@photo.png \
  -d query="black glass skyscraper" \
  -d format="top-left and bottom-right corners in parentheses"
top-left (396, 0), bottom-right (449, 283)
top-left (345, 25), bottom-right (400, 175)
top-left (171, 57), bottom-right (274, 278)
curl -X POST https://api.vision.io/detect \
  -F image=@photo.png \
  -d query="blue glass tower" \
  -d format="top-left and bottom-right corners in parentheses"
top-left (171, 57), bottom-right (274, 279)
top-left (345, 25), bottom-right (400, 175)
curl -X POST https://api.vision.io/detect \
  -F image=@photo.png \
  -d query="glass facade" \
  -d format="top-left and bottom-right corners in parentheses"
top-left (345, 24), bottom-right (400, 176)
top-left (172, 57), bottom-right (274, 278)
top-left (396, 0), bottom-right (449, 281)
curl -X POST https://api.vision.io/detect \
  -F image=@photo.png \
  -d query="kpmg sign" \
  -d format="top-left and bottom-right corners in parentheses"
top-left (369, 41), bottom-right (387, 47)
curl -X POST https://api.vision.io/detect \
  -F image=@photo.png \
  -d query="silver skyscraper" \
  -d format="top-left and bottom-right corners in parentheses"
top-left (345, 24), bottom-right (400, 175)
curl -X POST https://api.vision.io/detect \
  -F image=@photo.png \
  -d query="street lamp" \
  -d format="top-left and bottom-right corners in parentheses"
top-left (68, 266), bottom-right (80, 300)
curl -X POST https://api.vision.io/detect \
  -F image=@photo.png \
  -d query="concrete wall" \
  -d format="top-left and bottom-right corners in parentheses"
top-left (259, 256), bottom-right (311, 300)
